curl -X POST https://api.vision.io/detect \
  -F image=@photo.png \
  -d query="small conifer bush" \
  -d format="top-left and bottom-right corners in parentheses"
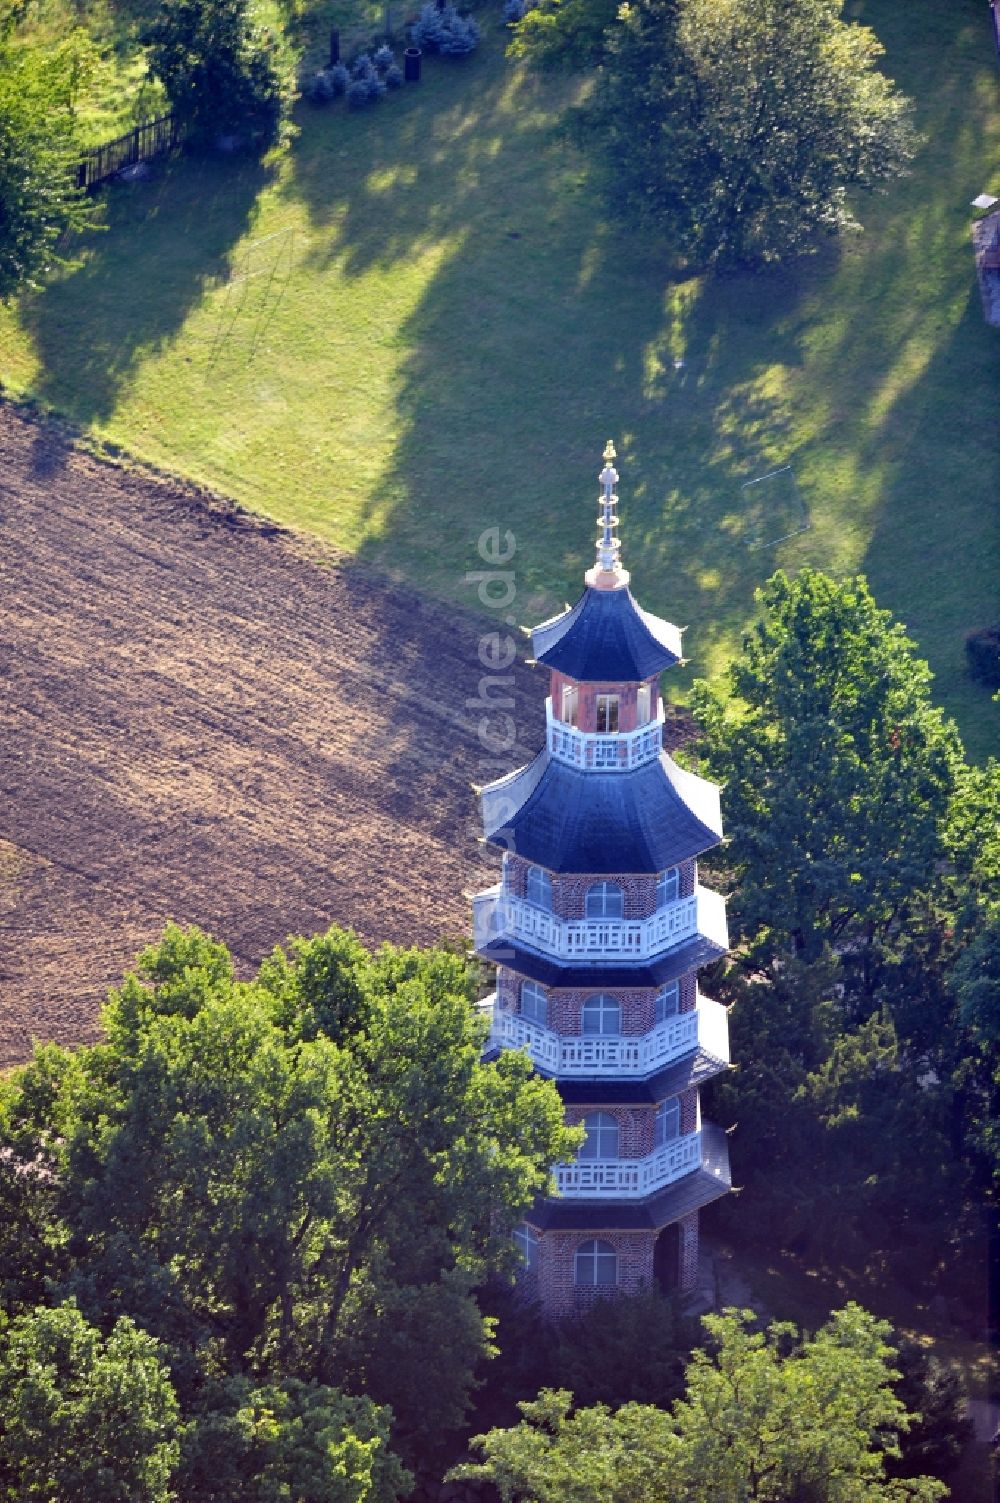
top-left (328, 62), bottom-right (350, 95)
top-left (439, 13), bottom-right (479, 52)
top-left (374, 43), bottom-right (395, 70)
top-left (347, 78), bottom-right (372, 107)
top-left (308, 69), bottom-right (335, 103)
top-left (352, 53), bottom-right (375, 78)
top-left (410, 3), bottom-right (479, 53)
top-left (385, 61), bottom-right (404, 87)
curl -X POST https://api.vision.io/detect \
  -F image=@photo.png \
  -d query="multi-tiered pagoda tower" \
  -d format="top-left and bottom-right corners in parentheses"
top-left (474, 443), bottom-right (733, 1316)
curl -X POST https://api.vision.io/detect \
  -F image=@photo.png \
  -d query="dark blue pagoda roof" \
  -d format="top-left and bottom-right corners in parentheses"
top-left (526, 1122), bottom-right (732, 1231)
top-left (531, 586), bottom-right (682, 682)
top-left (480, 750), bottom-right (722, 874)
top-left (477, 926), bottom-right (727, 989)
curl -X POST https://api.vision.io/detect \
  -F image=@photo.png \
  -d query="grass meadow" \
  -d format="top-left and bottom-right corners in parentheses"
top-left (1, 0), bottom-right (997, 757)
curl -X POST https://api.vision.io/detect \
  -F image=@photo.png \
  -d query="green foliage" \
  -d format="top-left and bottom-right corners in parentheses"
top-left (0, 924), bottom-right (573, 1477)
top-left (178, 1376), bottom-right (409, 1503)
top-left (455, 1305), bottom-right (947, 1503)
top-left (576, 0), bottom-right (918, 266)
top-left (0, 1300), bottom-right (179, 1502)
top-left (691, 569), bottom-right (991, 1285)
top-left (692, 569), bottom-right (962, 961)
top-left (948, 911), bottom-right (1000, 1185)
top-left (507, 0), bottom-right (619, 68)
top-left (142, 0), bottom-right (295, 150)
top-left (552, 1288), bottom-right (692, 1410)
top-left (0, 26), bottom-right (98, 299)
top-left (888, 1341), bottom-right (971, 1484)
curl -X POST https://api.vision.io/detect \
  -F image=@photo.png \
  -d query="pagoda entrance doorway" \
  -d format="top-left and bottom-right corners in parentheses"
top-left (653, 1224), bottom-right (680, 1293)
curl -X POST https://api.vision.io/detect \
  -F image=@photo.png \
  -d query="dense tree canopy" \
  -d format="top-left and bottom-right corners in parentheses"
top-left (0, 925), bottom-right (574, 1486)
top-left (143, 0), bottom-right (294, 149)
top-left (0, 1301), bottom-right (179, 1503)
top-left (530, 0), bottom-right (917, 266)
top-left (455, 1306), bottom-right (946, 1503)
top-left (692, 569), bottom-right (962, 961)
top-left (0, 10), bottom-right (97, 300)
top-left (691, 569), bottom-right (992, 1289)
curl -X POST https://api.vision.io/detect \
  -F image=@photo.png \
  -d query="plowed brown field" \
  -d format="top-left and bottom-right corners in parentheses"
top-left (0, 404), bottom-right (550, 1067)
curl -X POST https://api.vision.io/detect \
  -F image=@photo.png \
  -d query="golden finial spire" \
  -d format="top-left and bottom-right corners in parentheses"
top-left (585, 438), bottom-right (630, 590)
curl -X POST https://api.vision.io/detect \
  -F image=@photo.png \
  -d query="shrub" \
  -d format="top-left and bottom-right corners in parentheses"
top-left (351, 52), bottom-right (374, 78)
top-left (503, 0), bottom-right (527, 22)
top-left (328, 61), bottom-right (350, 95)
top-left (965, 623), bottom-right (1000, 688)
top-left (385, 62), bottom-right (404, 87)
top-left (439, 14), bottom-right (479, 52)
top-left (307, 69), bottom-right (335, 103)
top-left (411, 2), bottom-right (480, 52)
top-left (142, 0), bottom-right (295, 151)
top-left (346, 78), bottom-right (372, 108)
top-left (409, 4), bottom-right (447, 50)
top-left (373, 43), bottom-right (394, 70)
top-left (365, 72), bottom-right (387, 98)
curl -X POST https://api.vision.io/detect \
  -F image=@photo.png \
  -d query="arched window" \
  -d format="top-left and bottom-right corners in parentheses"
top-left (513, 1222), bottom-right (539, 1272)
top-left (579, 1112), bottom-right (619, 1160)
top-left (581, 993), bottom-right (621, 1037)
top-left (585, 881), bottom-right (623, 919)
top-left (655, 1099), bottom-right (680, 1147)
top-left (656, 868), bottom-right (679, 907)
top-left (574, 1238), bottom-right (618, 1287)
top-left (654, 982), bottom-right (680, 1023)
top-left (525, 865), bottom-right (553, 910)
top-left (521, 980), bottom-right (547, 1026)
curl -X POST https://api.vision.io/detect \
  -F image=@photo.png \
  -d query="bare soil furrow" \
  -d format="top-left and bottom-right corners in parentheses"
top-left (1, 406), bottom-right (539, 1066)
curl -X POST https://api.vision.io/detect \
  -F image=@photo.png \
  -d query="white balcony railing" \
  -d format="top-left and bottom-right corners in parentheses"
top-left (483, 993), bottom-right (729, 1076)
top-left (546, 699), bottom-right (663, 772)
top-left (554, 1129), bottom-right (703, 1199)
top-left (473, 884), bottom-right (727, 962)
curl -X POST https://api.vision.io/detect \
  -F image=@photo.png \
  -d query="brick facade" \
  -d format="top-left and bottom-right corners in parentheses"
top-left (496, 967), bottom-right (698, 1035)
top-left (678, 1211), bottom-right (699, 1291)
top-left (549, 672), bottom-right (662, 735)
top-left (531, 1226), bottom-right (658, 1317)
top-left (504, 854), bottom-right (696, 917)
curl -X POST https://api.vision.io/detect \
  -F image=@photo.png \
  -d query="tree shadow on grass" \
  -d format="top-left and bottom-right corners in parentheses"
top-left (21, 149), bottom-right (271, 431)
top-left (279, 29), bottom-right (820, 682)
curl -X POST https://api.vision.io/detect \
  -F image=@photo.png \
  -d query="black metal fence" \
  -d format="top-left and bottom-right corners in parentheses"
top-left (77, 113), bottom-right (182, 192)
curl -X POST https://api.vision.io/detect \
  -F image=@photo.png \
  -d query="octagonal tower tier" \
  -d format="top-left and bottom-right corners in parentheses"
top-left (473, 442), bottom-right (733, 1316)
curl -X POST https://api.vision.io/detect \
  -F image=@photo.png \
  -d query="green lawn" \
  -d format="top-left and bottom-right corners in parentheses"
top-left (2, 0), bottom-right (998, 757)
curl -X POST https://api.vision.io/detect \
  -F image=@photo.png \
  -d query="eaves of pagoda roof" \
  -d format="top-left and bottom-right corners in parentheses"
top-left (526, 1122), bottom-right (732, 1232)
top-left (480, 749), bottom-right (722, 874)
top-left (479, 1043), bottom-right (730, 1104)
top-left (530, 585), bottom-right (682, 682)
top-left (551, 1046), bottom-right (729, 1106)
top-left (476, 925), bottom-right (727, 989)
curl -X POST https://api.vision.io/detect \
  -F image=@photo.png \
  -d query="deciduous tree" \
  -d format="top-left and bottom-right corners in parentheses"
top-left (0, 14), bottom-right (98, 300)
top-left (454, 1306), bottom-right (947, 1503)
top-left (0, 1300), bottom-right (179, 1503)
top-left (143, 0), bottom-right (294, 150)
top-left (691, 569), bottom-right (962, 962)
top-left (575, 0), bottom-right (918, 266)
